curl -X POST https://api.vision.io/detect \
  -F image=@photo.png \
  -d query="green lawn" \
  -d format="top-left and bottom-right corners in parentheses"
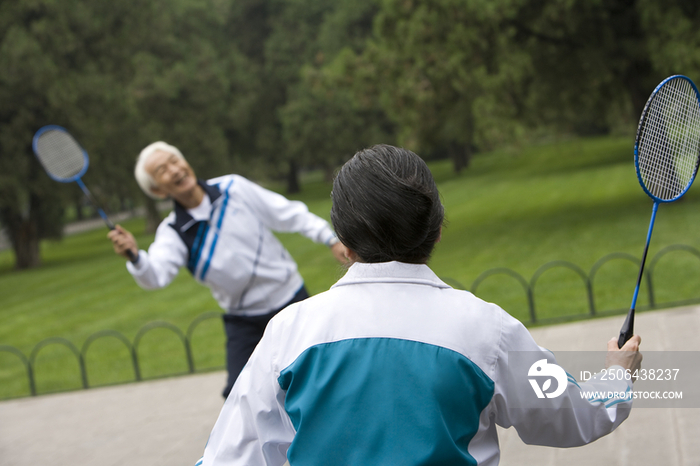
top-left (2, 135), bottom-right (700, 399)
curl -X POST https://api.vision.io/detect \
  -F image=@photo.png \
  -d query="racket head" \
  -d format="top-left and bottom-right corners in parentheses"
top-left (32, 125), bottom-right (89, 182)
top-left (635, 75), bottom-right (700, 203)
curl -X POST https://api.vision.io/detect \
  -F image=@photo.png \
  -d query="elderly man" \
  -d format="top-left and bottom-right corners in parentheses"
top-left (108, 141), bottom-right (346, 397)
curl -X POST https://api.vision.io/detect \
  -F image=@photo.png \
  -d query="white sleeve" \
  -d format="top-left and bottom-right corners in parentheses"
top-left (233, 176), bottom-right (337, 245)
top-left (125, 216), bottom-right (187, 289)
top-left (492, 313), bottom-right (633, 447)
top-left (202, 315), bottom-right (295, 466)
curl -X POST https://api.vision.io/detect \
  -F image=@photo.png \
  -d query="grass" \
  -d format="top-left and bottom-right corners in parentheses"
top-left (3, 135), bottom-right (700, 399)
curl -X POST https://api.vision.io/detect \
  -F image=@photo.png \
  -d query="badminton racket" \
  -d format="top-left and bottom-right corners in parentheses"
top-left (618, 75), bottom-right (700, 348)
top-left (32, 125), bottom-right (138, 262)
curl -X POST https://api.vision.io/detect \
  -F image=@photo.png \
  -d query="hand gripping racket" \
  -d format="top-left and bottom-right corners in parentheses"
top-left (618, 75), bottom-right (700, 348)
top-left (32, 125), bottom-right (138, 262)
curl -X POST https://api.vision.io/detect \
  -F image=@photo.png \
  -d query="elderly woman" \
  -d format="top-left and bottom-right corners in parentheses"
top-left (108, 142), bottom-right (346, 397)
top-left (199, 144), bottom-right (642, 466)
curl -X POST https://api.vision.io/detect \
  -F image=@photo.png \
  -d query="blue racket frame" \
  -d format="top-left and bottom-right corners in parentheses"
top-left (32, 125), bottom-right (116, 228)
top-left (634, 75), bottom-right (700, 203)
top-left (619, 75), bottom-right (700, 348)
top-left (31, 125), bottom-right (137, 262)
top-left (32, 125), bottom-right (90, 182)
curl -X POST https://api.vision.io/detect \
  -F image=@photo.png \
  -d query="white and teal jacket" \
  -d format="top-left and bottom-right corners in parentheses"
top-left (201, 262), bottom-right (634, 465)
top-left (126, 175), bottom-right (337, 316)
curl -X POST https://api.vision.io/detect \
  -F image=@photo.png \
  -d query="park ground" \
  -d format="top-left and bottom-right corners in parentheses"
top-left (2, 304), bottom-right (699, 466)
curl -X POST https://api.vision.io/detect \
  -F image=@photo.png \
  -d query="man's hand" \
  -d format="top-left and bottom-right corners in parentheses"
top-left (606, 335), bottom-right (642, 375)
top-left (330, 241), bottom-right (349, 264)
top-left (107, 224), bottom-right (139, 261)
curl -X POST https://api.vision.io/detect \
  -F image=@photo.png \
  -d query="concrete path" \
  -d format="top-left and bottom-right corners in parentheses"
top-left (498, 304), bottom-right (700, 466)
top-left (0, 371), bottom-right (227, 466)
top-left (1, 306), bottom-right (699, 466)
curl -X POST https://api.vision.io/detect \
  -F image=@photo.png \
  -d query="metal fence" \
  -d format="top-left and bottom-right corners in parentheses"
top-left (445, 244), bottom-right (700, 323)
top-left (2, 244), bottom-right (700, 398)
top-left (0, 311), bottom-right (224, 398)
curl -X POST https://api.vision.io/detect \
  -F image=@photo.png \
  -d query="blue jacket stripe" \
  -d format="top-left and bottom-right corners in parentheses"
top-left (567, 372), bottom-right (581, 389)
top-left (200, 179), bottom-right (233, 280)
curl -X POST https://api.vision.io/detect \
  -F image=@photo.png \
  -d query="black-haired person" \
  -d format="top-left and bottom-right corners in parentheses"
top-left (107, 142), bottom-right (346, 398)
top-left (199, 144), bottom-right (642, 465)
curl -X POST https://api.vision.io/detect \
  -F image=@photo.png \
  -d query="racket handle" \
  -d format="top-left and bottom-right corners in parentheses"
top-left (102, 213), bottom-right (115, 230)
top-left (106, 223), bottom-right (139, 263)
top-left (618, 308), bottom-right (635, 349)
top-left (125, 246), bottom-right (138, 263)
top-left (76, 180), bottom-right (137, 261)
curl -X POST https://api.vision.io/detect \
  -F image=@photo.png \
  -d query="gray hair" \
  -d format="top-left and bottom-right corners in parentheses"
top-left (134, 141), bottom-right (185, 199)
top-left (331, 144), bottom-right (444, 264)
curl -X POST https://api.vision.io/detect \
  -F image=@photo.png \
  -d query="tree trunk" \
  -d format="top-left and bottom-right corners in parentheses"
top-left (12, 219), bottom-right (40, 269)
top-left (75, 199), bottom-right (84, 221)
top-left (450, 107), bottom-right (474, 173)
top-left (287, 159), bottom-right (300, 194)
top-left (144, 197), bottom-right (162, 234)
top-left (323, 165), bottom-right (335, 183)
top-left (120, 196), bottom-right (130, 213)
top-left (1, 207), bottom-right (41, 270)
top-left (449, 142), bottom-right (472, 173)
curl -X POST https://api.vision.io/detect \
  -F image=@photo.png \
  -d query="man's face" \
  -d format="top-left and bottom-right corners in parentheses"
top-left (145, 150), bottom-right (197, 199)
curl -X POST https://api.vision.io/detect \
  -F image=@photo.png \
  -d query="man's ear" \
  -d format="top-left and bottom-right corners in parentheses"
top-left (345, 248), bottom-right (360, 263)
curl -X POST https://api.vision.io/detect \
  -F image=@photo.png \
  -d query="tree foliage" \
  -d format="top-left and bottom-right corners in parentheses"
top-left (0, 0), bottom-right (241, 268)
top-left (1, 0), bottom-right (699, 268)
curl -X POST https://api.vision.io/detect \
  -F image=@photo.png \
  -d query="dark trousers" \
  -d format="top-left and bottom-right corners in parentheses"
top-left (221, 285), bottom-right (309, 398)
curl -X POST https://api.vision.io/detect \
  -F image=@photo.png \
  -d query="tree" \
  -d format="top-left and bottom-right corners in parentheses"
top-left (226, 0), bottom-right (383, 192)
top-left (0, 0), bottom-right (245, 267)
top-left (280, 59), bottom-right (393, 182)
top-left (279, 0), bottom-right (391, 180)
top-left (4, 0), bottom-right (699, 270)
top-left (350, 0), bottom-right (692, 169)
top-left (353, 0), bottom-right (525, 171)
top-left (638, 0), bottom-right (700, 80)
top-left (0, 0), bottom-right (102, 268)
top-left (506, 0), bottom-right (660, 135)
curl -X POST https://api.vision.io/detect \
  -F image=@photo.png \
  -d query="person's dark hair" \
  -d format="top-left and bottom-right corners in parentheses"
top-left (331, 144), bottom-right (444, 264)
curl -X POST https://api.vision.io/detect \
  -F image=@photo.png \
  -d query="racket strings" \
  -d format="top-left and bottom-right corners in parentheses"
top-left (34, 130), bottom-right (86, 181)
top-left (638, 78), bottom-right (700, 201)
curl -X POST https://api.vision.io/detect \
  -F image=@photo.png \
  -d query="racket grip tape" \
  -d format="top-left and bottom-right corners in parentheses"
top-left (617, 308), bottom-right (635, 349)
top-left (107, 224), bottom-right (139, 263)
top-left (125, 248), bottom-right (138, 263)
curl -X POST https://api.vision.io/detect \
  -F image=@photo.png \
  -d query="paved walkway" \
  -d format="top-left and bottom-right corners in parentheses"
top-left (1, 306), bottom-right (699, 466)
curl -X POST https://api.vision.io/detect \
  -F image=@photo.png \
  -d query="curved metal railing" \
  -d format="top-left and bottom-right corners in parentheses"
top-left (2, 244), bottom-right (700, 399)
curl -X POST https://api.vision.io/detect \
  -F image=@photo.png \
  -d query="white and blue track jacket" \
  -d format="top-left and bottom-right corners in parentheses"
top-left (201, 261), bottom-right (634, 466)
top-left (126, 175), bottom-right (337, 316)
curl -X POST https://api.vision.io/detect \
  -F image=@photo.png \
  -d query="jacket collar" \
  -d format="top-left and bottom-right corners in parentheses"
top-left (170, 180), bottom-right (222, 232)
top-left (331, 261), bottom-right (451, 289)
